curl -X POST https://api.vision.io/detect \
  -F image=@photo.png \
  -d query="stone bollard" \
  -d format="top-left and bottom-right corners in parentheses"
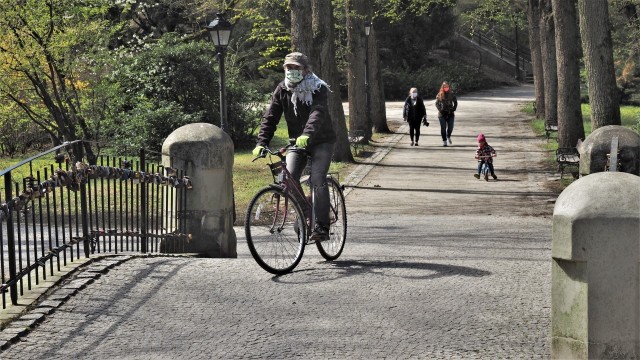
top-left (578, 125), bottom-right (640, 176)
top-left (551, 172), bottom-right (640, 359)
top-left (162, 123), bottom-right (237, 257)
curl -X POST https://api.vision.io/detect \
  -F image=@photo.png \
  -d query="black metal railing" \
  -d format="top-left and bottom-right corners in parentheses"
top-left (459, 24), bottom-right (532, 78)
top-left (0, 141), bottom-right (192, 308)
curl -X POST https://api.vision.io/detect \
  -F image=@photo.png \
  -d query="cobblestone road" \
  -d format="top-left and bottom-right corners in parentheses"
top-left (1, 85), bottom-right (554, 359)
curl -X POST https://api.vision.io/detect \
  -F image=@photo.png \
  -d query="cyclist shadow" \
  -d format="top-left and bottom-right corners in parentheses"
top-left (271, 259), bottom-right (491, 283)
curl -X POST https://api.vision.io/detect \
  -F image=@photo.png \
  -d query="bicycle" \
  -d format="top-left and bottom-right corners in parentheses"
top-left (476, 154), bottom-right (497, 181)
top-left (244, 142), bottom-right (347, 274)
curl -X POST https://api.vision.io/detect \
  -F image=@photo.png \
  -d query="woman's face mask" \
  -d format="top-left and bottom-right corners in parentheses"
top-left (285, 69), bottom-right (304, 83)
top-left (411, 92), bottom-right (418, 99)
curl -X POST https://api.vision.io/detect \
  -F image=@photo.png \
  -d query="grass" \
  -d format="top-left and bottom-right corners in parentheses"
top-left (523, 102), bottom-right (640, 187)
top-left (525, 103), bottom-right (640, 140)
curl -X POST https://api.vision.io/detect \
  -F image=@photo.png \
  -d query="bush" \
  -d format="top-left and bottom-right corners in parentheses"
top-left (382, 61), bottom-right (500, 100)
top-left (107, 34), bottom-right (264, 151)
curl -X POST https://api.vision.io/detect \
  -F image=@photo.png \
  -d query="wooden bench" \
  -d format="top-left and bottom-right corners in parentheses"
top-left (348, 130), bottom-right (366, 156)
top-left (556, 147), bottom-right (580, 179)
top-left (545, 119), bottom-right (558, 141)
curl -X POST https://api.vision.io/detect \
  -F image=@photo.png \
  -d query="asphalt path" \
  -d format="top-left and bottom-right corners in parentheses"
top-left (0, 84), bottom-right (555, 359)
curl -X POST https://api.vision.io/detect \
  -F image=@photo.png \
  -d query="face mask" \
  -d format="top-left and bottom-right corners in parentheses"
top-left (411, 92), bottom-right (418, 99)
top-left (285, 69), bottom-right (304, 83)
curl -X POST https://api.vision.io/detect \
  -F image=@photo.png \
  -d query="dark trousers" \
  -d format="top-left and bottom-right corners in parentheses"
top-left (409, 121), bottom-right (421, 142)
top-left (438, 114), bottom-right (455, 141)
top-left (286, 142), bottom-right (334, 226)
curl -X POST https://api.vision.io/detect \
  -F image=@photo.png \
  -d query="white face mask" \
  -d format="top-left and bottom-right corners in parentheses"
top-left (285, 69), bottom-right (304, 83)
top-left (411, 92), bottom-right (418, 99)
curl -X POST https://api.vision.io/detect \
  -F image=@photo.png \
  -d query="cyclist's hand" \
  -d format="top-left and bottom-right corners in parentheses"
top-left (295, 135), bottom-right (309, 148)
top-left (252, 145), bottom-right (265, 157)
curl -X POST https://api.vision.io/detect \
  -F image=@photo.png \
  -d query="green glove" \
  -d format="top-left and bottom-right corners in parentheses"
top-left (252, 145), bottom-right (265, 157)
top-left (295, 135), bottom-right (310, 148)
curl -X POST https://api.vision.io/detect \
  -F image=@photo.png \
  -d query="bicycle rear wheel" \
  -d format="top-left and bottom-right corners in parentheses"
top-left (316, 176), bottom-right (347, 260)
top-left (245, 186), bottom-right (306, 274)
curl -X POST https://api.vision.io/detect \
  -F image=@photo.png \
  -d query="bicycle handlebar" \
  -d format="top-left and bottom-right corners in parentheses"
top-left (251, 141), bottom-right (310, 162)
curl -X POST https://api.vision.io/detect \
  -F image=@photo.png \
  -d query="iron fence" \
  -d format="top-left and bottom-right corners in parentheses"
top-left (0, 141), bottom-right (192, 309)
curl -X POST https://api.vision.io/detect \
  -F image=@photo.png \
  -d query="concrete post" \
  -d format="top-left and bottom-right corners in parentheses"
top-left (162, 123), bottom-right (237, 257)
top-left (578, 125), bottom-right (640, 176)
top-left (551, 172), bottom-right (640, 359)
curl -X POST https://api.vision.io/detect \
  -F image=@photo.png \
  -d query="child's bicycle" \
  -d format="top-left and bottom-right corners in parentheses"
top-left (476, 154), bottom-right (497, 181)
top-left (244, 142), bottom-right (347, 275)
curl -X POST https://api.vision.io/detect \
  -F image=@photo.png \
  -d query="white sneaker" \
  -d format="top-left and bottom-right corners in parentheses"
top-left (442, 141), bottom-right (447, 147)
top-left (447, 137), bottom-right (452, 145)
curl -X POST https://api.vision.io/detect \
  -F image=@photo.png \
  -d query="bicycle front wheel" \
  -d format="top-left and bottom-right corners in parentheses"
top-left (245, 186), bottom-right (306, 275)
top-left (316, 176), bottom-right (347, 260)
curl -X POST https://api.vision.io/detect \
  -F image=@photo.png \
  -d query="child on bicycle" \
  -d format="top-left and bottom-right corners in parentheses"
top-left (474, 133), bottom-right (498, 181)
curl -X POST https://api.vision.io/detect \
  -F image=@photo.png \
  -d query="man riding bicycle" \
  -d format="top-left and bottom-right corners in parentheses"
top-left (252, 52), bottom-right (336, 241)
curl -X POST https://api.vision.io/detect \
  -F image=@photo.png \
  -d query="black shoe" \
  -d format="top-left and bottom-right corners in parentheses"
top-left (414, 142), bottom-right (419, 146)
top-left (492, 174), bottom-right (498, 180)
top-left (310, 224), bottom-right (329, 241)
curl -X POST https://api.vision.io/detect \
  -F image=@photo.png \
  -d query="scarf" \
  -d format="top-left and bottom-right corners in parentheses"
top-left (284, 72), bottom-right (329, 115)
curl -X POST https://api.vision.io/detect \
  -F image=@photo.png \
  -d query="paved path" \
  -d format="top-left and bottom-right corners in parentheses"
top-left (0, 85), bottom-right (556, 359)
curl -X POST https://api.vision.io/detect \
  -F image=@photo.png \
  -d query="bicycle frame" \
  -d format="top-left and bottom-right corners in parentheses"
top-left (261, 146), bottom-right (315, 239)
top-left (477, 155), bottom-right (495, 176)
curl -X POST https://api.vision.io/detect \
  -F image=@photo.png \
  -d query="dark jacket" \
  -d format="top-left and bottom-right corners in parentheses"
top-left (403, 96), bottom-right (427, 125)
top-left (257, 81), bottom-right (336, 147)
top-left (435, 92), bottom-right (458, 116)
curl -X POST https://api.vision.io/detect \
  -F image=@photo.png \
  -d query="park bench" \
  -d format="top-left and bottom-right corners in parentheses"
top-left (556, 147), bottom-right (580, 179)
top-left (348, 130), bottom-right (366, 156)
top-left (545, 119), bottom-right (558, 141)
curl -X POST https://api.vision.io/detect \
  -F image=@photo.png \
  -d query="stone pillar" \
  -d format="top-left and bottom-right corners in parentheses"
top-left (162, 123), bottom-right (237, 257)
top-left (578, 125), bottom-right (640, 176)
top-left (551, 172), bottom-right (640, 359)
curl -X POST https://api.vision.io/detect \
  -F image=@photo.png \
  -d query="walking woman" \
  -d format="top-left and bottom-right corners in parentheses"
top-left (403, 87), bottom-right (428, 146)
top-left (435, 81), bottom-right (458, 147)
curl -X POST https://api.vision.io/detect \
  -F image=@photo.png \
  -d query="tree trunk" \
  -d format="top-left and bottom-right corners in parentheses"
top-left (577, 0), bottom-right (621, 130)
top-left (291, 0), bottom-right (352, 162)
top-left (539, 0), bottom-right (558, 127)
top-left (290, 0), bottom-right (313, 55)
top-left (312, 0), bottom-right (353, 162)
top-left (551, 0), bottom-right (585, 148)
top-left (346, 0), bottom-right (370, 141)
top-left (369, 23), bottom-right (390, 133)
top-left (527, 0), bottom-right (545, 119)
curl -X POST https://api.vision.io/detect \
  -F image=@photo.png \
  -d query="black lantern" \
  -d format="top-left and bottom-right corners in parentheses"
top-left (364, 21), bottom-right (372, 36)
top-left (206, 13), bottom-right (234, 133)
top-left (206, 13), bottom-right (233, 48)
top-left (364, 20), bottom-right (372, 131)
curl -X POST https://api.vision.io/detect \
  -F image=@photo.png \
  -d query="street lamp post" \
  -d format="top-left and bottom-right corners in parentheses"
top-left (364, 21), bottom-right (372, 134)
top-left (206, 13), bottom-right (233, 134)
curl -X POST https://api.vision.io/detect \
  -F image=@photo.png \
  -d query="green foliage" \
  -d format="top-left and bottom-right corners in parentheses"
top-left (375, 0), bottom-right (456, 22)
top-left (235, 0), bottom-right (290, 71)
top-left (382, 61), bottom-right (500, 100)
top-left (0, 0), bottom-right (118, 147)
top-left (460, 0), bottom-right (527, 32)
top-left (610, 1), bottom-right (640, 105)
top-left (374, 3), bottom-right (457, 71)
top-left (106, 33), bottom-right (264, 151)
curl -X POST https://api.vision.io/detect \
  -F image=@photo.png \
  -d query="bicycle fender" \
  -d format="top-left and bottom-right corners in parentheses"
top-left (267, 184), bottom-right (284, 191)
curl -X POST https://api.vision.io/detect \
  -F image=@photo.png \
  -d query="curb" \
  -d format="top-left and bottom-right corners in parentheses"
top-left (342, 124), bottom-right (408, 198)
